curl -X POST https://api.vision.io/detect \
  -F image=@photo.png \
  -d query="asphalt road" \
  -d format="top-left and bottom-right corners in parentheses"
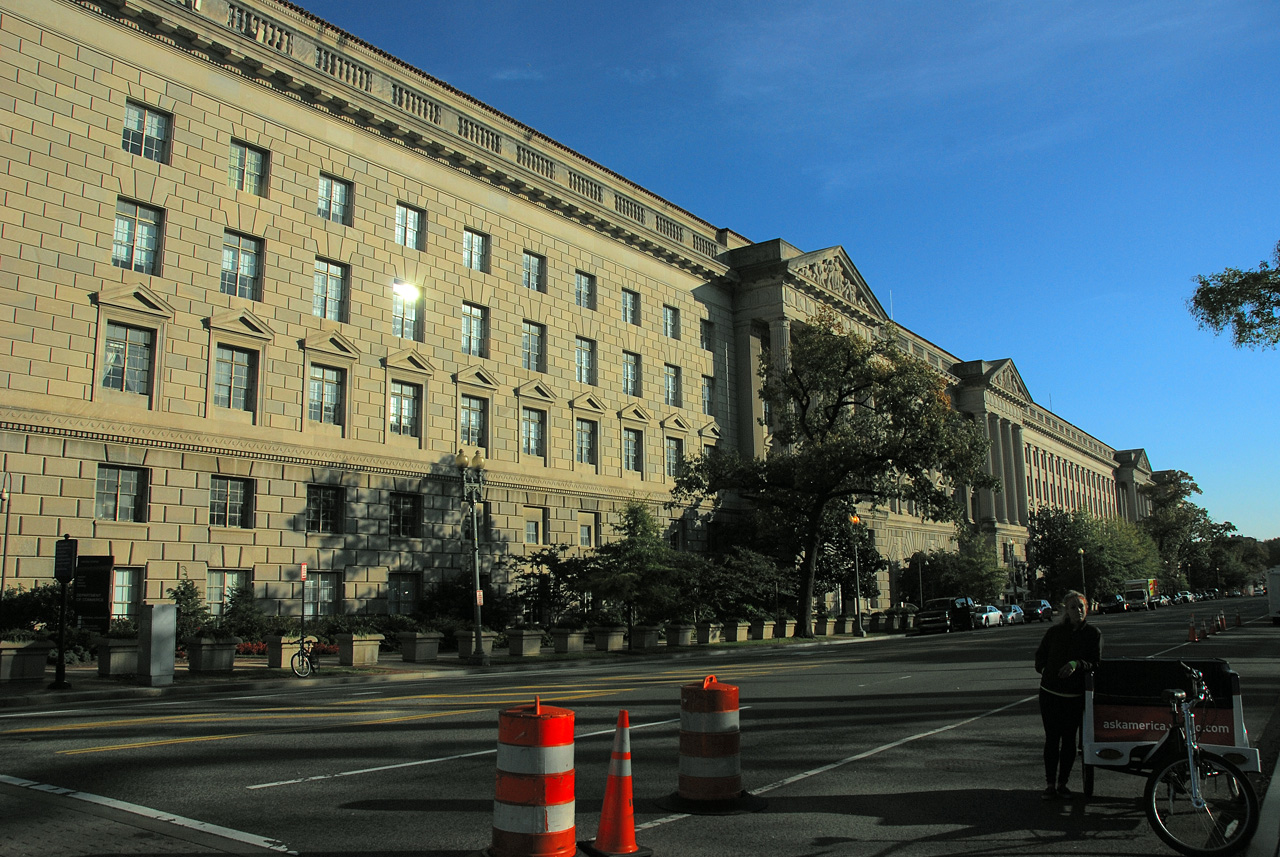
top-left (3, 599), bottom-right (1278, 857)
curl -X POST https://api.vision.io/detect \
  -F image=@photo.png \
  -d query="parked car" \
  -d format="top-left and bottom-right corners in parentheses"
top-left (999, 604), bottom-right (1026, 625)
top-left (1175, 591), bottom-right (1194, 604)
top-left (916, 596), bottom-right (977, 634)
top-left (1097, 594), bottom-right (1128, 614)
top-left (1021, 599), bottom-right (1053, 622)
top-left (973, 604), bottom-right (1004, 627)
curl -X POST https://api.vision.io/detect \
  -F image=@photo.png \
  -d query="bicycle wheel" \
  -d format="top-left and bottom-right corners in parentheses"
top-left (290, 650), bottom-right (312, 678)
top-left (1144, 750), bottom-right (1258, 856)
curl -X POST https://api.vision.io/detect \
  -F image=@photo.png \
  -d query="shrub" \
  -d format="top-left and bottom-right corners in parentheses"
top-left (221, 586), bottom-right (268, 642)
top-left (167, 579), bottom-right (210, 642)
top-left (0, 584), bottom-right (73, 633)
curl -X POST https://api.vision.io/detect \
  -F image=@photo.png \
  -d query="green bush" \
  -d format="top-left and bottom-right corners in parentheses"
top-left (0, 584), bottom-right (72, 634)
top-left (167, 579), bottom-right (210, 642)
top-left (221, 586), bottom-right (269, 642)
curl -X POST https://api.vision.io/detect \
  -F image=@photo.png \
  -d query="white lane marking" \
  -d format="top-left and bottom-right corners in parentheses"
top-left (635, 695), bottom-right (1036, 831)
top-left (246, 716), bottom-right (681, 790)
top-left (0, 773), bottom-right (296, 853)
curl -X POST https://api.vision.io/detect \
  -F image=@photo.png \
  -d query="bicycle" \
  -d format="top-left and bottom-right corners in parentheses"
top-left (290, 636), bottom-right (318, 678)
top-left (1143, 665), bottom-right (1258, 856)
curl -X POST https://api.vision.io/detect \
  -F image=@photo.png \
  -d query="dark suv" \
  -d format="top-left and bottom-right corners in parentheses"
top-left (916, 596), bottom-right (977, 634)
top-left (1097, 594), bottom-right (1128, 614)
top-left (1021, 599), bottom-right (1053, 622)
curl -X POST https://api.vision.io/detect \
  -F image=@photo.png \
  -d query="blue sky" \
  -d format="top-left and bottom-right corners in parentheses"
top-left (300, 1), bottom-right (1279, 540)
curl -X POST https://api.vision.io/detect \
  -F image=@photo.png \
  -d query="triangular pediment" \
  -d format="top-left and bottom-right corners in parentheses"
top-left (570, 393), bottom-right (607, 414)
top-left (303, 329), bottom-right (361, 360)
top-left (787, 247), bottom-right (889, 322)
top-left (207, 308), bottom-right (275, 342)
top-left (515, 379), bottom-right (557, 403)
top-left (95, 283), bottom-right (175, 320)
top-left (454, 365), bottom-right (499, 390)
top-left (1116, 448), bottom-right (1153, 474)
top-left (983, 359), bottom-right (1032, 404)
top-left (660, 414), bottom-right (692, 433)
top-left (385, 346), bottom-right (435, 376)
top-left (698, 422), bottom-right (722, 441)
top-left (619, 403), bottom-right (653, 424)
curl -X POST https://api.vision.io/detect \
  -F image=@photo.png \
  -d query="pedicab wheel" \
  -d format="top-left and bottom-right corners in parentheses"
top-left (291, 650), bottom-right (312, 677)
top-left (1082, 763), bottom-right (1094, 798)
top-left (1143, 750), bottom-right (1257, 856)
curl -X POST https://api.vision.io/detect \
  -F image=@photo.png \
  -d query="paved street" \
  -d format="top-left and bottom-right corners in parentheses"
top-left (3, 600), bottom-right (1279, 857)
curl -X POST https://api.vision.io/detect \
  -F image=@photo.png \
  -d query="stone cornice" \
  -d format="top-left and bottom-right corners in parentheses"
top-left (73, 0), bottom-right (730, 280)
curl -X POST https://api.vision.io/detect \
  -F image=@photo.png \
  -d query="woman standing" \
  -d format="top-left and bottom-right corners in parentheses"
top-left (1034, 590), bottom-right (1102, 799)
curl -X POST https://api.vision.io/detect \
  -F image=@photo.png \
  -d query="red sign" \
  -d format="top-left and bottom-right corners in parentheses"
top-left (476, 589), bottom-right (484, 606)
top-left (300, 562), bottom-right (308, 582)
top-left (1093, 703), bottom-right (1236, 744)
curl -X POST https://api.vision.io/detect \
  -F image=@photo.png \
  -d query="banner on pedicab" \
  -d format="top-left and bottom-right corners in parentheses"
top-left (1093, 703), bottom-right (1236, 744)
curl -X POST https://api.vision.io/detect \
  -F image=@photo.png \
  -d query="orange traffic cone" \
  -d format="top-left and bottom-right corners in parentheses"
top-left (583, 710), bottom-right (652, 857)
top-left (1218, 612), bottom-right (1227, 632)
top-left (1187, 619), bottom-right (1199, 643)
top-left (1202, 620), bottom-right (1212, 638)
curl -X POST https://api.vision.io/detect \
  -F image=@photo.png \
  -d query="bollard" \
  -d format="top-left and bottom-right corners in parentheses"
top-left (488, 697), bottom-right (577, 857)
top-left (657, 675), bottom-right (764, 815)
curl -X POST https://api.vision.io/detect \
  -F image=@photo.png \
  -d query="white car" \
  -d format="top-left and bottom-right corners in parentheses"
top-left (999, 604), bottom-right (1026, 625)
top-left (973, 604), bottom-right (1004, 627)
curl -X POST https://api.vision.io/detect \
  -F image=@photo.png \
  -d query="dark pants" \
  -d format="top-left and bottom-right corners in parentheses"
top-left (1039, 689), bottom-right (1085, 786)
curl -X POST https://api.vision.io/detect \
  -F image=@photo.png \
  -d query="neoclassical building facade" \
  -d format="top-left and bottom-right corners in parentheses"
top-left (0, 0), bottom-right (1154, 619)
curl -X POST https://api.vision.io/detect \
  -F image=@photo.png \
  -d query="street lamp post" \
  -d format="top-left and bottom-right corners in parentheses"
top-left (456, 449), bottom-right (489, 667)
top-left (848, 514), bottom-right (866, 638)
top-left (916, 555), bottom-right (927, 606)
top-left (1077, 548), bottom-right (1087, 604)
top-left (0, 471), bottom-right (12, 595)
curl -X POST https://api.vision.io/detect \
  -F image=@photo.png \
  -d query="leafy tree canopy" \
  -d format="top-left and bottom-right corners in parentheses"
top-left (1140, 471), bottom-right (1214, 570)
top-left (1027, 507), bottom-right (1161, 604)
top-left (1188, 240), bottom-right (1280, 350)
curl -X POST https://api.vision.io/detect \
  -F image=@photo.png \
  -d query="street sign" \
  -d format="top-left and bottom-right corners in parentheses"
top-left (73, 555), bottom-right (113, 631)
top-left (300, 562), bottom-right (307, 581)
top-left (53, 536), bottom-right (78, 583)
top-left (476, 589), bottom-right (484, 606)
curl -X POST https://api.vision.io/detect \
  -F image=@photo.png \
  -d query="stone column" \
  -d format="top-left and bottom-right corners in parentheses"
top-left (988, 414), bottom-right (1007, 524)
top-left (1011, 424), bottom-right (1028, 526)
top-left (976, 416), bottom-right (996, 523)
top-left (1000, 419), bottom-right (1018, 524)
top-left (734, 320), bottom-right (764, 458)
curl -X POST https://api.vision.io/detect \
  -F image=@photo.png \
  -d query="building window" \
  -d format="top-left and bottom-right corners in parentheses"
top-left (389, 492), bottom-right (422, 538)
top-left (308, 364), bottom-right (345, 425)
top-left (461, 302), bottom-right (487, 357)
top-left (575, 337), bottom-right (596, 385)
top-left (664, 364), bottom-right (682, 407)
top-left (121, 102), bottom-right (169, 163)
top-left (521, 408), bottom-right (546, 458)
top-left (220, 232), bottom-right (262, 299)
top-left (207, 569), bottom-right (248, 617)
top-left (389, 381), bottom-right (421, 438)
top-left (622, 351), bottom-right (640, 397)
top-left (574, 271), bottom-right (596, 309)
top-left (621, 289), bottom-right (639, 325)
top-left (102, 322), bottom-right (154, 395)
top-left (460, 395), bottom-right (487, 448)
top-left (395, 203), bottom-right (424, 250)
top-left (578, 512), bottom-right (598, 548)
top-left (96, 465), bottom-right (147, 522)
top-left (228, 141), bottom-right (267, 195)
top-left (387, 572), bottom-right (419, 614)
top-left (522, 252), bottom-right (546, 291)
top-left (663, 305), bottom-right (680, 339)
top-left (306, 485), bottom-right (343, 534)
top-left (111, 567), bottom-right (142, 619)
top-left (213, 345), bottom-right (256, 413)
top-left (521, 321), bottom-right (545, 371)
top-left (623, 428), bottom-right (643, 474)
top-left (317, 174), bottom-right (351, 224)
top-left (463, 228), bottom-right (488, 271)
top-left (665, 436), bottom-right (684, 477)
top-left (392, 280), bottom-right (422, 340)
top-left (112, 200), bottom-right (162, 274)
top-left (209, 476), bottom-right (253, 528)
top-left (575, 418), bottom-right (598, 466)
top-left (313, 259), bottom-right (346, 321)
top-left (702, 375), bottom-right (715, 416)
top-left (304, 572), bottom-right (340, 616)
top-left (701, 319), bottom-right (714, 351)
top-left (523, 507), bottom-right (547, 545)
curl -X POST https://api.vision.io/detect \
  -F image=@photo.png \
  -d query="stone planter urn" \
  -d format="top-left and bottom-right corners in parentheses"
top-left (506, 629), bottom-right (543, 657)
top-left (457, 630), bottom-right (498, 660)
top-left (813, 616), bottom-right (829, 636)
top-left (869, 613), bottom-right (886, 633)
top-left (832, 615), bottom-right (851, 635)
top-left (665, 623), bottom-right (696, 647)
top-left (95, 637), bottom-right (139, 677)
top-left (186, 636), bottom-right (241, 673)
top-left (589, 626), bottom-right (626, 652)
top-left (719, 620), bottom-right (748, 643)
top-left (551, 628), bottom-right (586, 654)
top-left (630, 625), bottom-right (662, 651)
top-left (695, 621), bottom-right (723, 645)
top-left (747, 619), bottom-right (770, 640)
top-left (773, 619), bottom-right (797, 639)
top-left (398, 631), bottom-right (443, 663)
top-left (336, 633), bottom-right (384, 666)
top-left (0, 639), bottom-right (54, 681)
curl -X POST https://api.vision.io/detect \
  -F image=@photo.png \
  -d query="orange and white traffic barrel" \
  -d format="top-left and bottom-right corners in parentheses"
top-left (658, 675), bottom-right (765, 815)
top-left (489, 697), bottom-right (577, 857)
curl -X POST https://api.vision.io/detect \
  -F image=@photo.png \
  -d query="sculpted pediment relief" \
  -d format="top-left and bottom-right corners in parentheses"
top-left (95, 283), bottom-right (175, 320)
top-left (985, 359), bottom-right (1032, 404)
top-left (789, 248), bottom-right (889, 322)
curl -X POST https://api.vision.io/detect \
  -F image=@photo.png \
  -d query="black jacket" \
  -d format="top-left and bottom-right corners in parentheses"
top-left (1034, 620), bottom-right (1102, 696)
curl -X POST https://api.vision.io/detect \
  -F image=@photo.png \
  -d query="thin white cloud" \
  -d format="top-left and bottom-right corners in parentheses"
top-left (491, 67), bottom-right (544, 81)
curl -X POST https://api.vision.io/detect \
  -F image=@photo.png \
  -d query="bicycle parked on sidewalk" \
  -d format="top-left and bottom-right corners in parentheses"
top-left (290, 636), bottom-right (318, 678)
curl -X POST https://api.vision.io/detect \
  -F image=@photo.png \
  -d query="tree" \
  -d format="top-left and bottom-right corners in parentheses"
top-left (1140, 471), bottom-right (1213, 574)
top-left (908, 531), bottom-right (1007, 605)
top-left (1028, 507), bottom-right (1161, 602)
top-left (672, 309), bottom-right (995, 636)
top-left (583, 501), bottom-right (690, 625)
top-left (1188, 240), bottom-right (1280, 350)
top-left (168, 578), bottom-right (210, 641)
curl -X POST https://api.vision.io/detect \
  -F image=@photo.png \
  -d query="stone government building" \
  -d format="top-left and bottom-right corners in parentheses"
top-left (0, 0), bottom-right (1155, 621)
